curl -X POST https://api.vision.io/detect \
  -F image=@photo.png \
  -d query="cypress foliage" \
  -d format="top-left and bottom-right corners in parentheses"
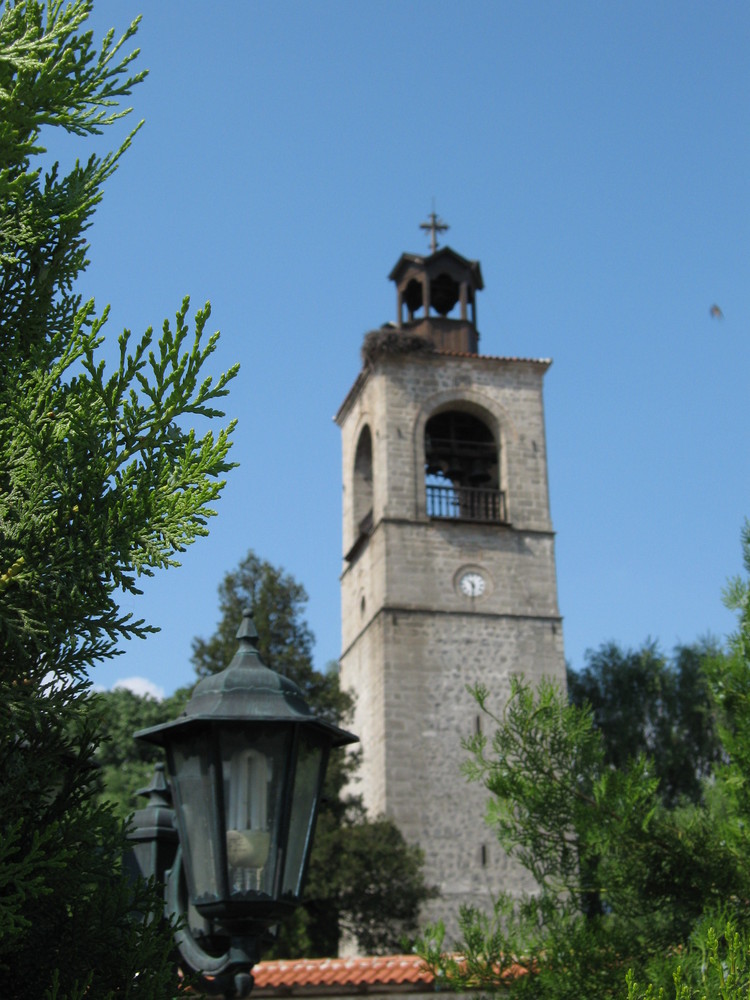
top-left (0, 3), bottom-right (237, 996)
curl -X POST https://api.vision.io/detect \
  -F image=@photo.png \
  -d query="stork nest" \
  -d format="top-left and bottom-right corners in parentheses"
top-left (361, 328), bottom-right (435, 367)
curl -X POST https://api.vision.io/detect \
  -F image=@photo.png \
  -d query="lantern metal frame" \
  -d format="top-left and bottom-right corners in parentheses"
top-left (128, 611), bottom-right (357, 998)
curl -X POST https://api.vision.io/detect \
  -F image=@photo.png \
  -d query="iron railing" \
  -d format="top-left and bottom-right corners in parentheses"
top-left (426, 484), bottom-right (507, 523)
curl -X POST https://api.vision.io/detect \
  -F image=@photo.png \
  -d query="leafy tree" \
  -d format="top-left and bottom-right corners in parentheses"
top-left (97, 549), bottom-right (435, 957)
top-left (419, 530), bottom-right (750, 1000)
top-left (0, 3), bottom-right (237, 997)
top-left (91, 685), bottom-right (189, 821)
top-left (567, 640), bottom-right (723, 805)
top-left (304, 813), bottom-right (434, 956)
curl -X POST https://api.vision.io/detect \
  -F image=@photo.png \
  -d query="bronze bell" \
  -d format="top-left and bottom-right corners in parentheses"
top-left (468, 460), bottom-right (491, 485)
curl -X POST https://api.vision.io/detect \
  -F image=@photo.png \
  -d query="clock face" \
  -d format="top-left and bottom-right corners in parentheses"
top-left (459, 571), bottom-right (486, 598)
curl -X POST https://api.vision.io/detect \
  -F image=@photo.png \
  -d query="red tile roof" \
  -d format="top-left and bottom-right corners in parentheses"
top-left (252, 955), bottom-right (435, 993)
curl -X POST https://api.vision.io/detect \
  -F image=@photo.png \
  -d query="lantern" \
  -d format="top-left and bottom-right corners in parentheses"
top-left (133, 611), bottom-right (357, 994)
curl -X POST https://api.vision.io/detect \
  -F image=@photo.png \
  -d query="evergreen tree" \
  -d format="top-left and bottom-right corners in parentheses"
top-left (191, 549), bottom-right (347, 723)
top-left (0, 3), bottom-right (237, 996)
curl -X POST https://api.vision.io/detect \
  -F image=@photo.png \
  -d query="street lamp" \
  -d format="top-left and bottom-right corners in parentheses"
top-left (129, 610), bottom-right (357, 998)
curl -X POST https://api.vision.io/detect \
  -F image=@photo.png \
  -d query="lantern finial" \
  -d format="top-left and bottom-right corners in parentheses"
top-left (236, 608), bottom-right (259, 648)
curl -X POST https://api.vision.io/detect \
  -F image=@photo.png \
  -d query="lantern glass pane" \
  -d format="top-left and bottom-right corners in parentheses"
top-left (170, 732), bottom-right (221, 905)
top-left (220, 727), bottom-right (291, 899)
top-left (282, 732), bottom-right (326, 898)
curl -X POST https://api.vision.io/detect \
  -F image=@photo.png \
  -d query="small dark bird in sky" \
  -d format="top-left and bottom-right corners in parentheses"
top-left (710, 304), bottom-right (724, 319)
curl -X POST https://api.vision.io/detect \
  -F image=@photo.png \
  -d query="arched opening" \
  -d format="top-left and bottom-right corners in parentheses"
top-left (353, 425), bottom-right (373, 537)
top-left (403, 278), bottom-right (423, 317)
top-left (430, 272), bottom-right (460, 316)
top-left (424, 410), bottom-right (506, 522)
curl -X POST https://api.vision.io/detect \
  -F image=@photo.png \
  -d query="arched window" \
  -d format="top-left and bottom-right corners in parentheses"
top-left (424, 410), bottom-right (506, 522)
top-left (353, 425), bottom-right (373, 536)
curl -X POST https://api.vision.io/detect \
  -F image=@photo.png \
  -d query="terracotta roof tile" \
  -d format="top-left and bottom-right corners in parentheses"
top-left (253, 955), bottom-right (435, 991)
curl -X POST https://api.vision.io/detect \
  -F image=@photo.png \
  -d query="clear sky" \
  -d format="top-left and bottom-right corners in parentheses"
top-left (64, 1), bottom-right (750, 698)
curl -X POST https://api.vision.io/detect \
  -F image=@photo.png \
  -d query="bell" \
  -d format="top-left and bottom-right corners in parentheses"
top-left (468, 460), bottom-right (491, 485)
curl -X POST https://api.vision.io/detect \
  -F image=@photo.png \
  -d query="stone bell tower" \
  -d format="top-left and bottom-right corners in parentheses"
top-left (335, 219), bottom-right (566, 930)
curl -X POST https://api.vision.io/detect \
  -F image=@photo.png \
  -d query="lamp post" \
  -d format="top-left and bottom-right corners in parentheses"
top-left (128, 610), bottom-right (358, 998)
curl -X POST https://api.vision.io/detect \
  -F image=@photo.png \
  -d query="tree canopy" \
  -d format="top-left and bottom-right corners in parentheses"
top-left (567, 639), bottom-right (723, 805)
top-left (0, 3), bottom-right (237, 997)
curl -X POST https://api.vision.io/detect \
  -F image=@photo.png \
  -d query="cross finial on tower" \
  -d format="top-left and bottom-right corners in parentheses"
top-left (420, 210), bottom-right (449, 254)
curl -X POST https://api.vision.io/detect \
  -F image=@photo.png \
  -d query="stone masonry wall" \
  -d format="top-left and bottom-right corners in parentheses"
top-left (380, 610), bottom-right (564, 933)
top-left (337, 347), bottom-right (565, 943)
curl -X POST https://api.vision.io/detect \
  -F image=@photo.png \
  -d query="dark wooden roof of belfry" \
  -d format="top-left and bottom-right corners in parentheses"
top-left (388, 246), bottom-right (484, 290)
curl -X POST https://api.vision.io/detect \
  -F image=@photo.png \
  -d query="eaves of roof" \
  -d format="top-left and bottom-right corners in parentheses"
top-left (434, 350), bottom-right (552, 367)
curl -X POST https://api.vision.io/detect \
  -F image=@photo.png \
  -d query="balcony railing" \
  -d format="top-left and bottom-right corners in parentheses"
top-left (426, 484), bottom-right (507, 523)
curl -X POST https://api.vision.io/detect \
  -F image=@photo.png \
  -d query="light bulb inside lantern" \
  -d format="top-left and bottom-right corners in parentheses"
top-left (226, 746), bottom-right (273, 892)
top-left (226, 829), bottom-right (271, 868)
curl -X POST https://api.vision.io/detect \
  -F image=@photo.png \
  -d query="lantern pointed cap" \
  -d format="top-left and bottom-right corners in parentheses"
top-left (134, 611), bottom-right (357, 749)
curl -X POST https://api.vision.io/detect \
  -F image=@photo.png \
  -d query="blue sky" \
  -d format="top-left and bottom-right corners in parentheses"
top-left (64, 1), bottom-right (750, 697)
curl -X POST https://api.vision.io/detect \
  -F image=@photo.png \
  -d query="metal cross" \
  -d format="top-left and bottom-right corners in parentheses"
top-left (419, 211), bottom-right (449, 254)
